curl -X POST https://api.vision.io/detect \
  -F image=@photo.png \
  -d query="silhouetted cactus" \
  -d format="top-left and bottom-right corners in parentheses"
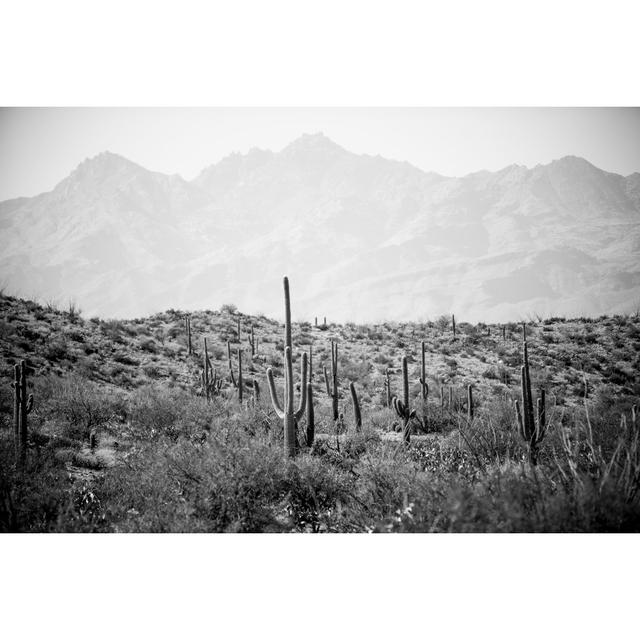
top-left (467, 384), bottom-right (474, 421)
top-left (452, 314), bottom-right (456, 339)
top-left (266, 276), bottom-right (308, 458)
top-left (349, 381), bottom-right (362, 432)
top-left (515, 338), bottom-right (548, 465)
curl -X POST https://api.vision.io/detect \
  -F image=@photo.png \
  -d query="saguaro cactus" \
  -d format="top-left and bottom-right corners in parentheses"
top-left (467, 384), bottom-right (474, 421)
top-left (12, 360), bottom-right (33, 461)
top-left (203, 338), bottom-right (211, 401)
top-left (349, 382), bottom-right (362, 433)
top-left (419, 341), bottom-right (428, 401)
top-left (323, 340), bottom-right (339, 421)
top-left (452, 314), bottom-right (456, 340)
top-left (202, 338), bottom-right (221, 400)
top-left (419, 341), bottom-right (429, 428)
top-left (237, 317), bottom-right (241, 343)
top-left (227, 341), bottom-right (243, 402)
top-left (185, 315), bottom-right (192, 355)
top-left (391, 356), bottom-right (415, 443)
top-left (248, 325), bottom-right (257, 356)
top-left (515, 338), bottom-right (548, 464)
top-left (266, 276), bottom-right (309, 458)
top-left (306, 382), bottom-right (315, 447)
top-left (384, 368), bottom-right (392, 408)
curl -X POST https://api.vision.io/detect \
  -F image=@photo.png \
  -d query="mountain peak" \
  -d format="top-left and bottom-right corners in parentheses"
top-left (550, 155), bottom-right (597, 171)
top-left (63, 150), bottom-right (143, 184)
top-left (280, 132), bottom-right (346, 156)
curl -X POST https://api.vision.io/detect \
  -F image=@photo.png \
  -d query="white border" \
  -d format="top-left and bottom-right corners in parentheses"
top-left (1, 0), bottom-right (639, 637)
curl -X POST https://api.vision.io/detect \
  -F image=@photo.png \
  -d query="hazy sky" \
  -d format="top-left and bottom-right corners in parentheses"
top-left (1, 107), bottom-right (639, 201)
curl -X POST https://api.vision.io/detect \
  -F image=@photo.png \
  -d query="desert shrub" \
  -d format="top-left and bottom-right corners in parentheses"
top-left (0, 437), bottom-right (106, 532)
top-left (35, 375), bottom-right (126, 440)
top-left (220, 304), bottom-right (237, 314)
top-left (44, 338), bottom-right (72, 362)
top-left (139, 338), bottom-right (158, 353)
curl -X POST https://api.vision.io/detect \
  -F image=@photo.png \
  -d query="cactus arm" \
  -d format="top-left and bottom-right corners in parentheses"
top-left (266, 368), bottom-right (285, 419)
top-left (284, 346), bottom-right (294, 415)
top-left (294, 352), bottom-right (308, 421)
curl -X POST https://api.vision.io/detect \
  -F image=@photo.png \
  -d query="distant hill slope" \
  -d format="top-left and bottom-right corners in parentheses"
top-left (1, 133), bottom-right (639, 322)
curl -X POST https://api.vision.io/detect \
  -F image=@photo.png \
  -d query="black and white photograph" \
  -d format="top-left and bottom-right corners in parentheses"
top-left (2, 106), bottom-right (640, 534)
top-left (1, 1), bottom-right (639, 638)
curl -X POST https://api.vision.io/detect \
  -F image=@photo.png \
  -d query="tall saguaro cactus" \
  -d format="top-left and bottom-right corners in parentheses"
top-left (248, 325), bottom-right (257, 356)
top-left (392, 355), bottom-right (415, 444)
top-left (185, 315), bottom-right (192, 355)
top-left (419, 341), bottom-right (429, 428)
top-left (323, 340), bottom-right (339, 421)
top-left (266, 276), bottom-right (309, 458)
top-left (306, 382), bottom-right (315, 447)
top-left (227, 340), bottom-right (243, 402)
top-left (349, 382), bottom-right (362, 432)
top-left (12, 360), bottom-right (33, 461)
top-left (419, 341), bottom-right (428, 401)
top-left (452, 314), bottom-right (456, 340)
top-left (202, 338), bottom-right (221, 400)
top-left (384, 368), bottom-right (392, 408)
top-left (203, 338), bottom-right (211, 401)
top-left (515, 338), bottom-right (547, 465)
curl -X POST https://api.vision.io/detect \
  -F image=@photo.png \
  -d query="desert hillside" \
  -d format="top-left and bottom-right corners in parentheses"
top-left (1, 288), bottom-right (639, 532)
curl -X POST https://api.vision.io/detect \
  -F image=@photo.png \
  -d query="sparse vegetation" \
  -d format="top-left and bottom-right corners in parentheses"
top-left (1, 286), bottom-right (640, 532)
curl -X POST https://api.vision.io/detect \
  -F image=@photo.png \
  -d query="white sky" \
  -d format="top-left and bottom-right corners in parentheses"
top-left (1, 107), bottom-right (639, 201)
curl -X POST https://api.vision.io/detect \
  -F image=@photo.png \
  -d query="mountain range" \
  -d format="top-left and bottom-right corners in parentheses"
top-left (1, 132), bottom-right (639, 322)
